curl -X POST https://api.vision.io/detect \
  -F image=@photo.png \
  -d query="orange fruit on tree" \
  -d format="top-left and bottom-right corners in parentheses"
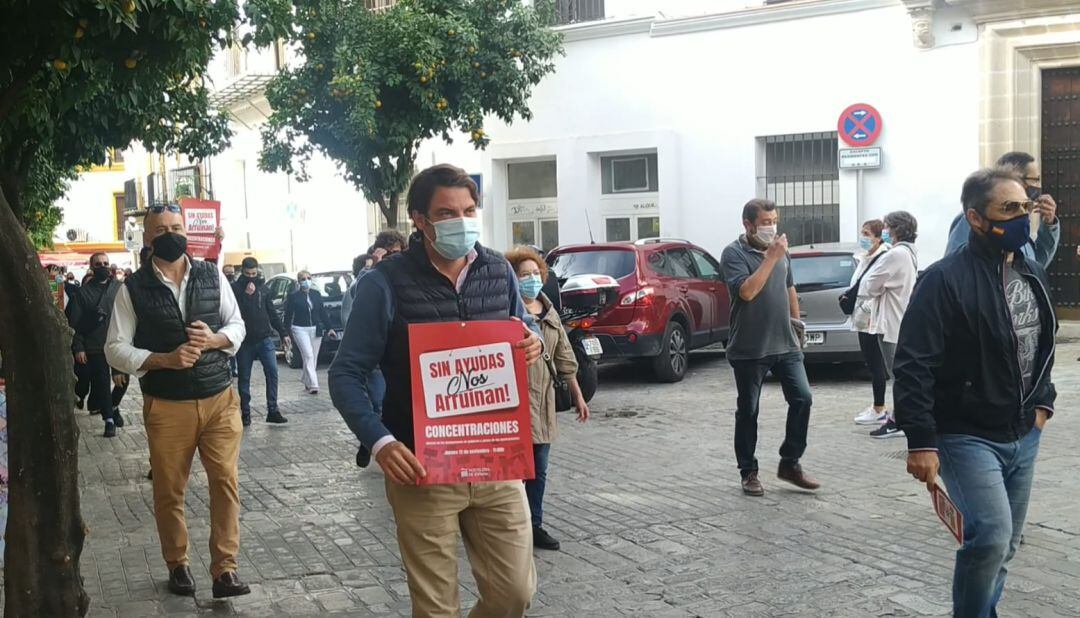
top-left (75, 28), bottom-right (85, 39)
top-left (122, 0), bottom-right (136, 14)
top-left (53, 58), bottom-right (69, 70)
top-left (124, 58), bottom-right (138, 69)
top-left (375, 100), bottom-right (382, 109)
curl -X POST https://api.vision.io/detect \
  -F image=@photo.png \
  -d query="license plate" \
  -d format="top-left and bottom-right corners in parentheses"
top-left (806, 332), bottom-right (825, 345)
top-left (581, 337), bottom-right (603, 356)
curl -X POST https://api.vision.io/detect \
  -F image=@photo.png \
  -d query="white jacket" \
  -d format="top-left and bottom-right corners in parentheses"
top-left (849, 244), bottom-right (889, 334)
top-left (857, 242), bottom-right (918, 344)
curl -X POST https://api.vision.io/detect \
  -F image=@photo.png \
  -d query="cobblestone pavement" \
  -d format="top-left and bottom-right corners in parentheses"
top-left (73, 335), bottom-right (1080, 617)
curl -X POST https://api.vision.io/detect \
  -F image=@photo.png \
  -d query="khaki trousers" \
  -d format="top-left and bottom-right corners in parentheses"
top-left (143, 387), bottom-right (243, 579)
top-left (385, 480), bottom-right (537, 618)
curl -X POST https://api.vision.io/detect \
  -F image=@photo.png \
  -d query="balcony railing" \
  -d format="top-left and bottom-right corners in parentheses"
top-left (365, 0), bottom-right (397, 13)
top-left (556, 0), bottom-right (605, 25)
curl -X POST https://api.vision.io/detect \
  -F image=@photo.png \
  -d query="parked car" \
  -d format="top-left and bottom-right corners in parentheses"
top-left (547, 239), bottom-right (731, 383)
top-left (788, 243), bottom-right (863, 363)
top-left (266, 271), bottom-right (353, 368)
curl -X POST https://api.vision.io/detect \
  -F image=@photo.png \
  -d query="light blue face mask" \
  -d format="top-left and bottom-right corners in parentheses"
top-left (881, 229), bottom-right (893, 245)
top-left (858, 236), bottom-right (873, 252)
top-left (300, 279), bottom-right (312, 291)
top-left (428, 216), bottom-right (480, 260)
top-left (518, 274), bottom-right (543, 299)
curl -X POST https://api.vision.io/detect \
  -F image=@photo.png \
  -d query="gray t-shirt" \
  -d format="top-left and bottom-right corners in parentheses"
top-left (720, 236), bottom-right (798, 361)
top-left (1004, 262), bottom-right (1042, 393)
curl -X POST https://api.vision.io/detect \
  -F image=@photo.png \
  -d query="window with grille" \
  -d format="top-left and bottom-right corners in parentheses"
top-left (555, 0), bottom-right (605, 25)
top-left (756, 132), bottom-right (839, 247)
top-left (601, 153), bottom-right (658, 194)
top-left (365, 0), bottom-right (397, 12)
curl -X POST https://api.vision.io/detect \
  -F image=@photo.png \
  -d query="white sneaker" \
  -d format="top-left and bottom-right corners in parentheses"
top-left (854, 407), bottom-right (889, 425)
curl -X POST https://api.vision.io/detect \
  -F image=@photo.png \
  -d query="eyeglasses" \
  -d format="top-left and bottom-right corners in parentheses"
top-left (148, 204), bottom-right (182, 214)
top-left (1022, 176), bottom-right (1041, 184)
top-left (999, 200), bottom-right (1035, 215)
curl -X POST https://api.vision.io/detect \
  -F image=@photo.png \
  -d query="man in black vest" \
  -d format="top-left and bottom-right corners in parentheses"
top-left (105, 204), bottom-right (250, 599)
top-left (329, 164), bottom-right (543, 616)
top-left (68, 252), bottom-right (124, 437)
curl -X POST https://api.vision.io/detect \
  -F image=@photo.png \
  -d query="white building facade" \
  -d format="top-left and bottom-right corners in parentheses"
top-left (54, 0), bottom-right (1080, 307)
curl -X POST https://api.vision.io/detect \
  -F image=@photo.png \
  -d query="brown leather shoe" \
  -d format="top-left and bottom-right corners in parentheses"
top-left (777, 462), bottom-right (821, 490)
top-left (741, 471), bottom-right (765, 496)
top-left (167, 565), bottom-right (196, 596)
top-left (212, 571), bottom-right (251, 599)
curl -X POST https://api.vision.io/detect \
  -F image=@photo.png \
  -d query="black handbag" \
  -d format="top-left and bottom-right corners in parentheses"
top-left (839, 252), bottom-right (884, 316)
top-left (543, 352), bottom-right (574, 412)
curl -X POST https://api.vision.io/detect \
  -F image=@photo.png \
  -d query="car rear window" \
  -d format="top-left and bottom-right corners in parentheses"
top-left (312, 273), bottom-right (352, 299)
top-left (790, 254), bottom-right (857, 292)
top-left (550, 250), bottom-right (636, 281)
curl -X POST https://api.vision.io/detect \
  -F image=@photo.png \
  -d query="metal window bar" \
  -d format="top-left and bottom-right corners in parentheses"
top-left (758, 132), bottom-right (839, 248)
top-left (365, 0), bottom-right (397, 13)
top-left (556, 0), bottom-right (605, 25)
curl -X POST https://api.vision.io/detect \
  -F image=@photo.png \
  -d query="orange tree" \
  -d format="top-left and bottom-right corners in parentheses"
top-left (247, 0), bottom-right (563, 228)
top-left (0, 1), bottom-right (240, 614)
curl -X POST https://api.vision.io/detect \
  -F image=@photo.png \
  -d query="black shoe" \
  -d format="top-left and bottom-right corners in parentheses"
top-left (870, 420), bottom-right (905, 440)
top-left (241, 413), bottom-right (251, 427)
top-left (75, 396), bottom-right (84, 410)
top-left (167, 565), bottom-right (196, 596)
top-left (112, 408), bottom-right (124, 428)
top-left (266, 412), bottom-right (288, 424)
top-left (741, 471), bottom-right (765, 496)
top-left (356, 446), bottom-right (371, 468)
top-left (212, 571), bottom-right (251, 598)
top-left (532, 527), bottom-right (561, 551)
top-left (103, 421), bottom-right (117, 438)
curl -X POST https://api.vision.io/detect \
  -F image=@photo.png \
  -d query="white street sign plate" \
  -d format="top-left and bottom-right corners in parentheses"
top-left (839, 147), bottom-right (882, 170)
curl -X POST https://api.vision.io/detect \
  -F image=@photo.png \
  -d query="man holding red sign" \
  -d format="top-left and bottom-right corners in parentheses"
top-left (329, 164), bottom-right (543, 617)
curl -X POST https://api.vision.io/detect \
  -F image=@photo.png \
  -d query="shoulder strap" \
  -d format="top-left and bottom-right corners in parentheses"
top-left (96, 280), bottom-right (120, 314)
top-left (854, 250), bottom-right (886, 288)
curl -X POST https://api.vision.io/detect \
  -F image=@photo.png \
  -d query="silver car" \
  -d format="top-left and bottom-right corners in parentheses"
top-left (789, 243), bottom-right (863, 363)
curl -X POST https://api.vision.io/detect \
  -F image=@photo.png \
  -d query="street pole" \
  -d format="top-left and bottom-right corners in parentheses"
top-left (856, 168), bottom-right (864, 232)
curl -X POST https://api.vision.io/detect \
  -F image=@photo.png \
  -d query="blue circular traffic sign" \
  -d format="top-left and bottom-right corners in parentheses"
top-left (838, 103), bottom-right (883, 146)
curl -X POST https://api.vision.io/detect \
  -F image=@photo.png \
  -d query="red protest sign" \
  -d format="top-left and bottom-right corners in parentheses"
top-left (409, 320), bottom-right (534, 485)
top-left (932, 479), bottom-right (964, 545)
top-left (179, 198), bottom-right (220, 259)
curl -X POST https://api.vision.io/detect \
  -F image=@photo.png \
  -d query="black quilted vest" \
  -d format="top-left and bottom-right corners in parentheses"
top-left (126, 258), bottom-right (231, 401)
top-left (379, 234), bottom-right (512, 449)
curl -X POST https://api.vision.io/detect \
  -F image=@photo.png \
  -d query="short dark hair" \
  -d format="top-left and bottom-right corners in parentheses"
top-left (406, 164), bottom-right (479, 216)
top-left (351, 253), bottom-right (372, 277)
top-left (742, 198), bottom-right (776, 224)
top-left (883, 211), bottom-right (918, 243)
top-left (372, 229), bottom-right (407, 251)
top-left (995, 151), bottom-right (1035, 173)
top-left (88, 252), bottom-right (108, 265)
top-left (241, 257), bottom-right (259, 270)
top-left (961, 167), bottom-right (1023, 216)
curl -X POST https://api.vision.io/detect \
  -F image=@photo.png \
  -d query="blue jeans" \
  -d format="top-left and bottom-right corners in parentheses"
top-left (524, 444), bottom-right (551, 529)
top-left (938, 429), bottom-right (1042, 618)
top-left (236, 337), bottom-right (279, 417)
top-left (729, 352), bottom-right (813, 476)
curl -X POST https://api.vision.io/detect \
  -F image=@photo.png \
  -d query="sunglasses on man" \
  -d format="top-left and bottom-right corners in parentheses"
top-left (148, 204), bottom-right (182, 214)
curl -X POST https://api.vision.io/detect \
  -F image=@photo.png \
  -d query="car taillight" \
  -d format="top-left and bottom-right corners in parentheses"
top-left (620, 287), bottom-right (654, 306)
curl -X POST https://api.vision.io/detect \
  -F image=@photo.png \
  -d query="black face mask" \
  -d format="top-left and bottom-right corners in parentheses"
top-left (1026, 186), bottom-right (1042, 200)
top-left (239, 275), bottom-right (264, 287)
top-left (151, 232), bottom-right (187, 263)
top-left (92, 266), bottom-right (110, 282)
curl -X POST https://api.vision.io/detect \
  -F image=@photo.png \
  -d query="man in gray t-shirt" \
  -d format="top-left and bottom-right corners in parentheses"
top-left (719, 199), bottom-right (819, 497)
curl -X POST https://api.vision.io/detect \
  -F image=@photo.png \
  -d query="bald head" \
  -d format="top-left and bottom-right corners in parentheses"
top-left (143, 209), bottom-right (186, 246)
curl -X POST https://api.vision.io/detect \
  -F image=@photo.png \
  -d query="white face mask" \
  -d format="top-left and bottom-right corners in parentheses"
top-left (754, 224), bottom-right (777, 244)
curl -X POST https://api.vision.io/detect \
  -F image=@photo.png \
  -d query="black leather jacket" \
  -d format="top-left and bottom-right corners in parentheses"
top-left (894, 232), bottom-right (1057, 450)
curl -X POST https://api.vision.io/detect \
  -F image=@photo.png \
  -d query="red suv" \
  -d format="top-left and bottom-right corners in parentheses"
top-left (547, 239), bottom-right (731, 382)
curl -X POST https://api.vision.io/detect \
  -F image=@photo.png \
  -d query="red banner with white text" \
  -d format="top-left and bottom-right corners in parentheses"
top-left (410, 320), bottom-right (534, 485)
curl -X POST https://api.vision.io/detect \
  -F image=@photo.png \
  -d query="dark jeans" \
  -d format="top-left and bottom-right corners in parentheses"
top-left (938, 430), bottom-right (1041, 618)
top-left (524, 443), bottom-right (551, 529)
top-left (236, 337), bottom-right (279, 417)
top-left (82, 353), bottom-right (115, 425)
top-left (78, 363), bottom-right (129, 411)
top-left (858, 332), bottom-right (890, 407)
top-left (730, 351), bottom-right (813, 477)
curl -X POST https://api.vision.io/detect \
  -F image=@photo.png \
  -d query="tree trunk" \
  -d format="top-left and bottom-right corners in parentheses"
top-left (375, 193), bottom-right (402, 231)
top-left (0, 184), bottom-right (89, 616)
